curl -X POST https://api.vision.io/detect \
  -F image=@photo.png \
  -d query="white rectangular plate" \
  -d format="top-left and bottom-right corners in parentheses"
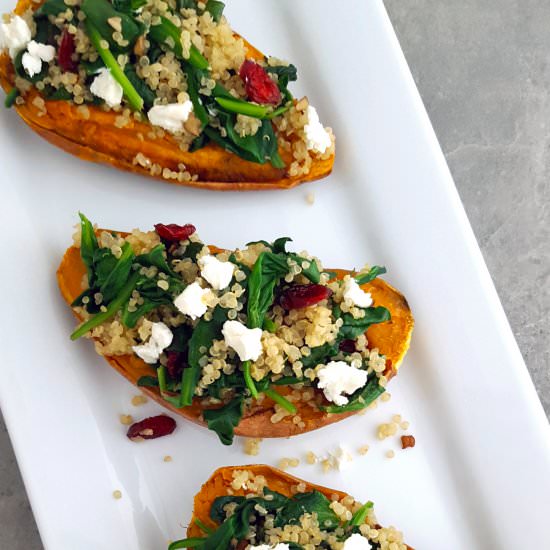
top-left (1, 1), bottom-right (550, 548)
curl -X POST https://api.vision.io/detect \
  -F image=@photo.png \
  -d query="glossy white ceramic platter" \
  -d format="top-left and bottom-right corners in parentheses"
top-left (1, 0), bottom-right (549, 548)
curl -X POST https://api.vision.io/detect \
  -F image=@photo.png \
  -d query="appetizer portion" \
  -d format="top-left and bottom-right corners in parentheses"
top-left (0, 0), bottom-right (334, 190)
top-left (171, 464), bottom-right (409, 549)
top-left (57, 215), bottom-right (413, 444)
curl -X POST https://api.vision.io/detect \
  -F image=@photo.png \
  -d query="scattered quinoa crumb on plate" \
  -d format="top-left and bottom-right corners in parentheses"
top-left (0, 0), bottom-right (335, 190)
top-left (57, 214), bottom-right (414, 445)
top-left (170, 464), bottom-right (412, 549)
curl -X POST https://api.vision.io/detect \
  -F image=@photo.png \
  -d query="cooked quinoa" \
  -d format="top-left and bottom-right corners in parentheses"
top-left (69, 214), bottom-right (392, 445)
top-left (172, 468), bottom-right (408, 550)
top-left (1, 0), bottom-right (335, 177)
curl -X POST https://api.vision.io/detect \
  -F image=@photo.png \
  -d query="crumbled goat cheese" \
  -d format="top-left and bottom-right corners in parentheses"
top-left (132, 322), bottom-right (173, 364)
top-left (0, 15), bottom-right (31, 57)
top-left (22, 40), bottom-right (55, 77)
top-left (198, 255), bottom-right (235, 290)
top-left (249, 544), bottom-right (290, 550)
top-left (222, 320), bottom-right (263, 362)
top-left (343, 533), bottom-right (372, 549)
top-left (343, 278), bottom-right (373, 308)
top-left (174, 282), bottom-right (209, 320)
top-left (90, 68), bottom-right (123, 107)
top-left (329, 444), bottom-right (354, 471)
top-left (22, 51), bottom-right (41, 77)
top-left (304, 105), bottom-right (331, 154)
top-left (147, 101), bottom-right (193, 133)
top-left (27, 40), bottom-right (55, 62)
top-left (317, 361), bottom-right (368, 406)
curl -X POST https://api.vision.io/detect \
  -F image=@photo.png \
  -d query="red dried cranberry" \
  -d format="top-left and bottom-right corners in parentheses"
top-left (401, 435), bottom-right (416, 449)
top-left (154, 223), bottom-right (196, 242)
top-left (339, 339), bottom-right (357, 354)
top-left (126, 415), bottom-right (176, 441)
top-left (166, 351), bottom-right (185, 380)
top-left (239, 60), bottom-right (281, 105)
top-left (58, 29), bottom-right (78, 72)
top-left (280, 284), bottom-right (332, 310)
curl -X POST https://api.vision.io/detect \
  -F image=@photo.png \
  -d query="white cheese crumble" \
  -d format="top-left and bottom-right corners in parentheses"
top-left (0, 15), bottom-right (31, 57)
top-left (249, 544), bottom-right (290, 550)
top-left (147, 101), bottom-right (193, 133)
top-left (222, 320), bottom-right (263, 362)
top-left (173, 282), bottom-right (209, 320)
top-left (132, 322), bottom-right (173, 364)
top-left (343, 534), bottom-right (372, 549)
top-left (343, 278), bottom-right (373, 308)
top-left (22, 52), bottom-right (41, 77)
top-left (90, 68), bottom-right (123, 107)
top-left (198, 255), bottom-right (235, 290)
top-left (22, 40), bottom-right (55, 77)
top-left (328, 444), bottom-right (354, 471)
top-left (317, 361), bottom-right (368, 406)
top-left (304, 105), bottom-right (331, 154)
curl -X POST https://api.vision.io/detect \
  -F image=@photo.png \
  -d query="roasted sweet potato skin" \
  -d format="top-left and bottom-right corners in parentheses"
top-left (186, 465), bottom-right (412, 549)
top-left (57, 232), bottom-right (414, 438)
top-left (0, 0), bottom-right (334, 191)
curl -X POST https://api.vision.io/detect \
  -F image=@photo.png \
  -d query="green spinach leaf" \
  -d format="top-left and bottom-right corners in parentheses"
top-left (182, 306), bottom-right (226, 405)
top-left (78, 213), bottom-right (99, 285)
top-left (137, 375), bottom-right (159, 387)
top-left (124, 66), bottom-right (156, 109)
top-left (247, 251), bottom-right (289, 329)
top-left (136, 244), bottom-right (176, 275)
top-left (203, 395), bottom-right (243, 445)
top-left (81, 0), bottom-right (142, 50)
top-left (34, 0), bottom-right (68, 18)
top-left (112, 0), bottom-right (148, 14)
top-left (275, 491), bottom-right (339, 530)
top-left (99, 242), bottom-right (135, 303)
top-left (205, 0), bottom-right (225, 21)
top-left (324, 375), bottom-right (385, 413)
top-left (337, 307), bottom-right (391, 340)
top-left (355, 266), bottom-right (386, 285)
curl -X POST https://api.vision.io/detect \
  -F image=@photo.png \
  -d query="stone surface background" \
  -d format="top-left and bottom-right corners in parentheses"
top-left (1, 0), bottom-right (548, 547)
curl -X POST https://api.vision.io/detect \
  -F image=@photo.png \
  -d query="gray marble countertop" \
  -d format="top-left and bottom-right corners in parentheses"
top-left (1, 0), bottom-right (548, 548)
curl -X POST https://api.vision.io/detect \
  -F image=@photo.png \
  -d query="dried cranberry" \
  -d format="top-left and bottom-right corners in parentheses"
top-left (166, 351), bottom-right (185, 380)
top-left (339, 339), bottom-right (357, 354)
top-left (58, 29), bottom-right (78, 72)
top-left (126, 415), bottom-right (176, 441)
top-left (154, 223), bottom-right (196, 242)
top-left (401, 435), bottom-right (416, 449)
top-left (280, 284), bottom-right (332, 310)
top-left (239, 60), bottom-right (281, 105)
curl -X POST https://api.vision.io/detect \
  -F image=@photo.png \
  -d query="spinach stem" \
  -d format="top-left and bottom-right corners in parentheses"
top-left (265, 102), bottom-right (292, 119)
top-left (349, 501), bottom-right (374, 526)
top-left (157, 365), bottom-right (168, 392)
top-left (180, 367), bottom-right (197, 406)
top-left (189, 44), bottom-right (209, 70)
top-left (264, 387), bottom-right (296, 414)
top-left (194, 518), bottom-right (214, 535)
top-left (242, 361), bottom-right (258, 398)
top-left (85, 20), bottom-right (143, 111)
top-left (4, 88), bottom-right (19, 108)
top-left (214, 96), bottom-right (270, 119)
top-left (71, 272), bottom-right (140, 340)
top-left (168, 538), bottom-right (206, 549)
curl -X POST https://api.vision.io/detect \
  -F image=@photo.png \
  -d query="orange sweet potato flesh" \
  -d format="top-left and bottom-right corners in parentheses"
top-left (57, 232), bottom-right (414, 438)
top-left (186, 465), bottom-right (412, 549)
top-left (0, 0), bottom-right (334, 191)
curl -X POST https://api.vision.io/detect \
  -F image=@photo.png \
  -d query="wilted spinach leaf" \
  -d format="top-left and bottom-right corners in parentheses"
top-left (203, 395), bottom-right (243, 445)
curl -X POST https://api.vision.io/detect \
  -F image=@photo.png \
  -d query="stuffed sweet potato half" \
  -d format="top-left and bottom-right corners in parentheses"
top-left (57, 215), bottom-right (413, 444)
top-left (173, 464), bottom-right (411, 549)
top-left (0, 0), bottom-right (334, 190)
